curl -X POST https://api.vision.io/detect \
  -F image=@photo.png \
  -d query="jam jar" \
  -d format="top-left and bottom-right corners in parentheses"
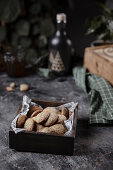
top-left (4, 46), bottom-right (25, 77)
top-left (0, 47), bottom-right (5, 72)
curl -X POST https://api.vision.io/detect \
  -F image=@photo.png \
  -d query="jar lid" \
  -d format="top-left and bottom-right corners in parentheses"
top-left (56, 13), bottom-right (66, 23)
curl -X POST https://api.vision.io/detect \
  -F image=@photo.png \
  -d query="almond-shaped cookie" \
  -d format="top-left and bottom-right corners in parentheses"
top-left (57, 114), bottom-right (66, 124)
top-left (61, 106), bottom-right (69, 119)
top-left (69, 110), bottom-right (72, 118)
top-left (44, 112), bottom-right (58, 126)
top-left (49, 124), bottom-right (67, 135)
top-left (24, 118), bottom-right (35, 131)
top-left (40, 124), bottom-right (67, 135)
top-left (17, 115), bottom-right (27, 128)
top-left (32, 111), bottom-right (50, 124)
top-left (39, 127), bottom-right (52, 134)
top-left (31, 109), bottom-right (43, 118)
top-left (39, 126), bottom-right (58, 134)
top-left (27, 105), bottom-right (43, 117)
top-left (43, 107), bottom-right (60, 115)
top-left (36, 124), bottom-right (44, 132)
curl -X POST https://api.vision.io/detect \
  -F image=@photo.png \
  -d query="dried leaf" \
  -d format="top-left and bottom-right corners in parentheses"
top-left (25, 48), bottom-right (38, 65)
top-left (29, 2), bottom-right (41, 15)
top-left (11, 33), bottom-right (19, 46)
top-left (99, 3), bottom-right (111, 15)
top-left (40, 19), bottom-right (54, 37)
top-left (19, 37), bottom-right (32, 48)
top-left (86, 16), bottom-right (102, 35)
top-left (35, 52), bottom-right (48, 67)
top-left (0, 0), bottom-right (20, 23)
top-left (32, 24), bottom-right (40, 35)
top-left (37, 35), bottom-right (47, 48)
top-left (16, 19), bottom-right (30, 36)
top-left (38, 68), bottom-right (52, 78)
top-left (30, 17), bottom-right (40, 24)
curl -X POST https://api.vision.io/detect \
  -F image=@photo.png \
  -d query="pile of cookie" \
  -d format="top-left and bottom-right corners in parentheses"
top-left (16, 105), bottom-right (72, 135)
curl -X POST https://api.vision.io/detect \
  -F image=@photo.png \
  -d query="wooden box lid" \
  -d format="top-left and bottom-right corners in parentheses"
top-left (84, 45), bottom-right (113, 85)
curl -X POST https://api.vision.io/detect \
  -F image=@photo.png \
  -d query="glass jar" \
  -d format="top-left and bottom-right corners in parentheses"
top-left (4, 46), bottom-right (25, 77)
top-left (0, 47), bottom-right (5, 72)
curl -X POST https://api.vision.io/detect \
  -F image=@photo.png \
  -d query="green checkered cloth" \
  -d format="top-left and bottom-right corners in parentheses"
top-left (73, 67), bottom-right (113, 124)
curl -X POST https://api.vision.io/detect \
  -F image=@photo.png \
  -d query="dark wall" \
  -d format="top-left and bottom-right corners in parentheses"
top-left (67, 0), bottom-right (106, 57)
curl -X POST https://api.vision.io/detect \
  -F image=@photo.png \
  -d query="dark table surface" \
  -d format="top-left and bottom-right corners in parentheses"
top-left (0, 73), bottom-right (113, 170)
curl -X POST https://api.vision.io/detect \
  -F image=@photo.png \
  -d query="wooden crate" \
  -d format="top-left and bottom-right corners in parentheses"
top-left (84, 45), bottom-right (113, 85)
top-left (9, 100), bottom-right (78, 155)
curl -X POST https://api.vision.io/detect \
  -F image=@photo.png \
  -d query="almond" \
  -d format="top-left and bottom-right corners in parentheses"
top-left (6, 86), bottom-right (14, 92)
top-left (9, 82), bottom-right (15, 88)
top-left (20, 84), bottom-right (29, 92)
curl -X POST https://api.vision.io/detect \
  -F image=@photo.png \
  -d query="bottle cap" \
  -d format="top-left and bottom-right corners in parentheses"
top-left (56, 13), bottom-right (66, 23)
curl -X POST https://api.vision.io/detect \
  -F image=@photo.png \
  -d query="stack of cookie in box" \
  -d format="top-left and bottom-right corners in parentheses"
top-left (16, 105), bottom-right (72, 135)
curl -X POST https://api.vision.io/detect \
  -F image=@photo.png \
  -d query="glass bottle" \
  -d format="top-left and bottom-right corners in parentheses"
top-left (48, 13), bottom-right (72, 76)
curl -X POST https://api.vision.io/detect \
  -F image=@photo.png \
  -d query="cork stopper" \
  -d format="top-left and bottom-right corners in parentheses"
top-left (56, 13), bottom-right (66, 23)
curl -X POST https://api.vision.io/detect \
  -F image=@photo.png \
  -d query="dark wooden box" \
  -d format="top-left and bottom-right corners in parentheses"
top-left (9, 100), bottom-right (78, 155)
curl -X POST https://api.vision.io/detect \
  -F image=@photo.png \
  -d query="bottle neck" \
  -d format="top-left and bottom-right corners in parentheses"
top-left (56, 21), bottom-right (66, 36)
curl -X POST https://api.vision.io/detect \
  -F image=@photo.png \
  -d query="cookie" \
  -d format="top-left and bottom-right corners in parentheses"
top-left (24, 118), bottom-right (35, 131)
top-left (39, 127), bottom-right (52, 133)
top-left (49, 124), bottom-right (67, 135)
top-left (44, 112), bottom-right (58, 126)
top-left (43, 107), bottom-right (60, 115)
top-left (27, 105), bottom-right (42, 117)
top-left (57, 114), bottom-right (66, 124)
top-left (31, 109), bottom-right (43, 118)
top-left (40, 124), bottom-right (67, 135)
top-left (61, 106), bottom-right (69, 118)
top-left (17, 115), bottom-right (27, 128)
top-left (69, 111), bottom-right (72, 118)
top-left (32, 110), bottom-right (50, 124)
top-left (36, 124), bottom-right (44, 132)
top-left (30, 105), bottom-right (42, 113)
